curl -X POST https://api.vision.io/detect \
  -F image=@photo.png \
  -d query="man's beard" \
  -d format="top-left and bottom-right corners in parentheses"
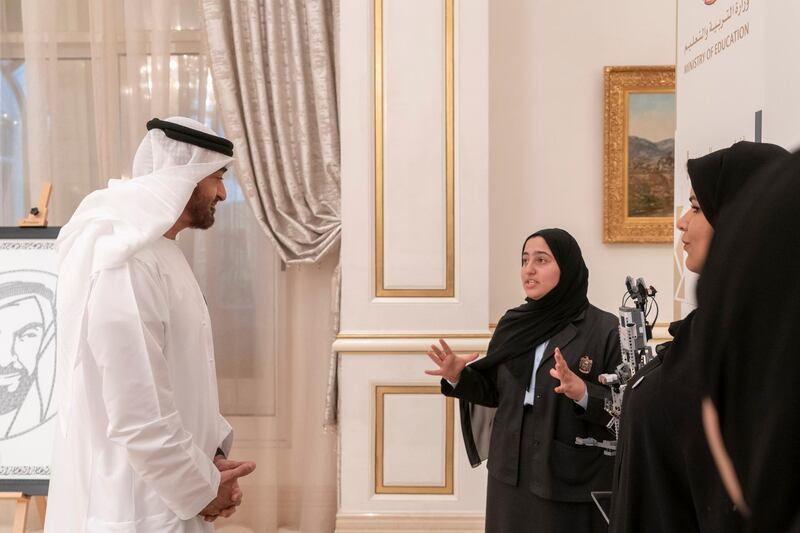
top-left (0, 369), bottom-right (33, 416)
top-left (186, 189), bottom-right (217, 229)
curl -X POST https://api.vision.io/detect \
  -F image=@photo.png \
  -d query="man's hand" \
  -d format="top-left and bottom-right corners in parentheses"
top-left (203, 457), bottom-right (248, 522)
top-left (424, 339), bottom-right (479, 384)
top-left (549, 348), bottom-right (587, 402)
top-left (200, 458), bottom-right (256, 522)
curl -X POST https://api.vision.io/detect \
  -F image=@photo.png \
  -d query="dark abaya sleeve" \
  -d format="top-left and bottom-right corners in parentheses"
top-left (442, 366), bottom-right (500, 467)
top-left (574, 320), bottom-right (621, 427)
top-left (440, 365), bottom-right (499, 407)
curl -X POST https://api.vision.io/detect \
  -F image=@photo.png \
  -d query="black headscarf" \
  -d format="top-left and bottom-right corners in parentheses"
top-left (460, 228), bottom-right (589, 466)
top-left (695, 151), bottom-right (800, 533)
top-left (687, 141), bottom-right (789, 227)
top-left (471, 228), bottom-right (589, 373)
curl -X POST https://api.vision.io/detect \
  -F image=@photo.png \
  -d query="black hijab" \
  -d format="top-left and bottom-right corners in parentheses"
top-left (471, 228), bottom-right (589, 372)
top-left (673, 140), bottom-right (789, 359)
top-left (695, 151), bottom-right (800, 533)
top-left (687, 141), bottom-right (789, 228)
top-left (461, 228), bottom-right (589, 466)
top-left (677, 141), bottom-right (790, 333)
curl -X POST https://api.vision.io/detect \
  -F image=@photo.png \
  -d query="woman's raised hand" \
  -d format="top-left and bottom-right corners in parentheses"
top-left (424, 339), bottom-right (479, 384)
top-left (549, 347), bottom-right (587, 402)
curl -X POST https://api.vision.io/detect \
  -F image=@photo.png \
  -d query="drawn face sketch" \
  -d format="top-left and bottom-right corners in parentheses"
top-left (0, 272), bottom-right (57, 439)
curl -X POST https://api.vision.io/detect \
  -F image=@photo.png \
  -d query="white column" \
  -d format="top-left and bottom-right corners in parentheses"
top-left (337, 0), bottom-right (489, 530)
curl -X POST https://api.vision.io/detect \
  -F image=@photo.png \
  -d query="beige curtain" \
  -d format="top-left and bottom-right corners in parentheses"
top-left (200, 0), bottom-right (341, 264)
top-left (201, 0), bottom-right (342, 428)
top-left (0, 0), bottom-right (338, 531)
top-left (200, 4), bottom-right (340, 530)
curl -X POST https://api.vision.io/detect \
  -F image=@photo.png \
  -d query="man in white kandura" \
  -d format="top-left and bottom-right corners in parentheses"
top-left (45, 117), bottom-right (256, 532)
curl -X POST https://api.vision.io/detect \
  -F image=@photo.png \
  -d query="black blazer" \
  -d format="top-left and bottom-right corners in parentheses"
top-left (442, 304), bottom-right (621, 502)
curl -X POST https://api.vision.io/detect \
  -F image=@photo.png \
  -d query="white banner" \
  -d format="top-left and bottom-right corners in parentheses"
top-left (675, 0), bottom-right (762, 315)
top-left (675, 0), bottom-right (800, 315)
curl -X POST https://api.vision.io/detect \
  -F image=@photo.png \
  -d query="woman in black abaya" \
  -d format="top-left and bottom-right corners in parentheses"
top-left (697, 150), bottom-right (800, 533)
top-left (425, 228), bottom-right (620, 533)
top-left (601, 140), bottom-right (789, 533)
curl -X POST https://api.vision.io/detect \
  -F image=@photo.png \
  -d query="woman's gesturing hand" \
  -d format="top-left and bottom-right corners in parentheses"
top-left (549, 347), bottom-right (587, 402)
top-left (424, 339), bottom-right (479, 384)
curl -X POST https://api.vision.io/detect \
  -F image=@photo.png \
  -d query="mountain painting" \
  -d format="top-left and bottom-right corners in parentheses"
top-left (626, 92), bottom-right (675, 218)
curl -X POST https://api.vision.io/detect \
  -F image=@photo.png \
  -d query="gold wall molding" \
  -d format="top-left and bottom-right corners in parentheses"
top-left (650, 322), bottom-right (672, 342)
top-left (374, 0), bottom-right (455, 297)
top-left (375, 385), bottom-right (454, 494)
top-left (335, 513), bottom-right (484, 533)
top-left (337, 332), bottom-right (492, 339)
top-left (333, 334), bottom-right (490, 354)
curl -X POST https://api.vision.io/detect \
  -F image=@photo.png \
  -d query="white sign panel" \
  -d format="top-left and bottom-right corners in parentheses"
top-left (0, 228), bottom-right (60, 482)
top-left (675, 0), bottom-right (762, 315)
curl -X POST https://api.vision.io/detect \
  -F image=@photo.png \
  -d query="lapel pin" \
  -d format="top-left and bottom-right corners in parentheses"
top-left (578, 355), bottom-right (593, 374)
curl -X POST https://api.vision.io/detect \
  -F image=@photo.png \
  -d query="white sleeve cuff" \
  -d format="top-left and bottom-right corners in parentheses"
top-left (217, 415), bottom-right (234, 457)
top-left (574, 388), bottom-right (589, 409)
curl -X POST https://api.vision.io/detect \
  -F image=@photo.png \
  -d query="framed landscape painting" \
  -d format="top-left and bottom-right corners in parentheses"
top-left (603, 66), bottom-right (676, 243)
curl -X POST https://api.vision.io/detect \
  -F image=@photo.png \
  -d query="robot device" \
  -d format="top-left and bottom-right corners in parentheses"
top-left (578, 276), bottom-right (658, 455)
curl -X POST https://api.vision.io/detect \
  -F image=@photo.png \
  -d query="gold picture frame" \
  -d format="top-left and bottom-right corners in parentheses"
top-left (603, 66), bottom-right (676, 243)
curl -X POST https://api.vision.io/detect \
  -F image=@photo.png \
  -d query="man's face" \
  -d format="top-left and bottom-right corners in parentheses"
top-left (0, 296), bottom-right (46, 414)
top-left (186, 169), bottom-right (228, 230)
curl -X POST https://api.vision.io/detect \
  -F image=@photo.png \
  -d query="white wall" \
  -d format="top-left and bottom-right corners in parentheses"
top-left (340, 0), bottom-right (489, 334)
top-left (489, 0), bottom-right (677, 323)
top-left (765, 0), bottom-right (800, 151)
top-left (335, 1), bottom-right (678, 530)
top-left (336, 0), bottom-right (490, 529)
